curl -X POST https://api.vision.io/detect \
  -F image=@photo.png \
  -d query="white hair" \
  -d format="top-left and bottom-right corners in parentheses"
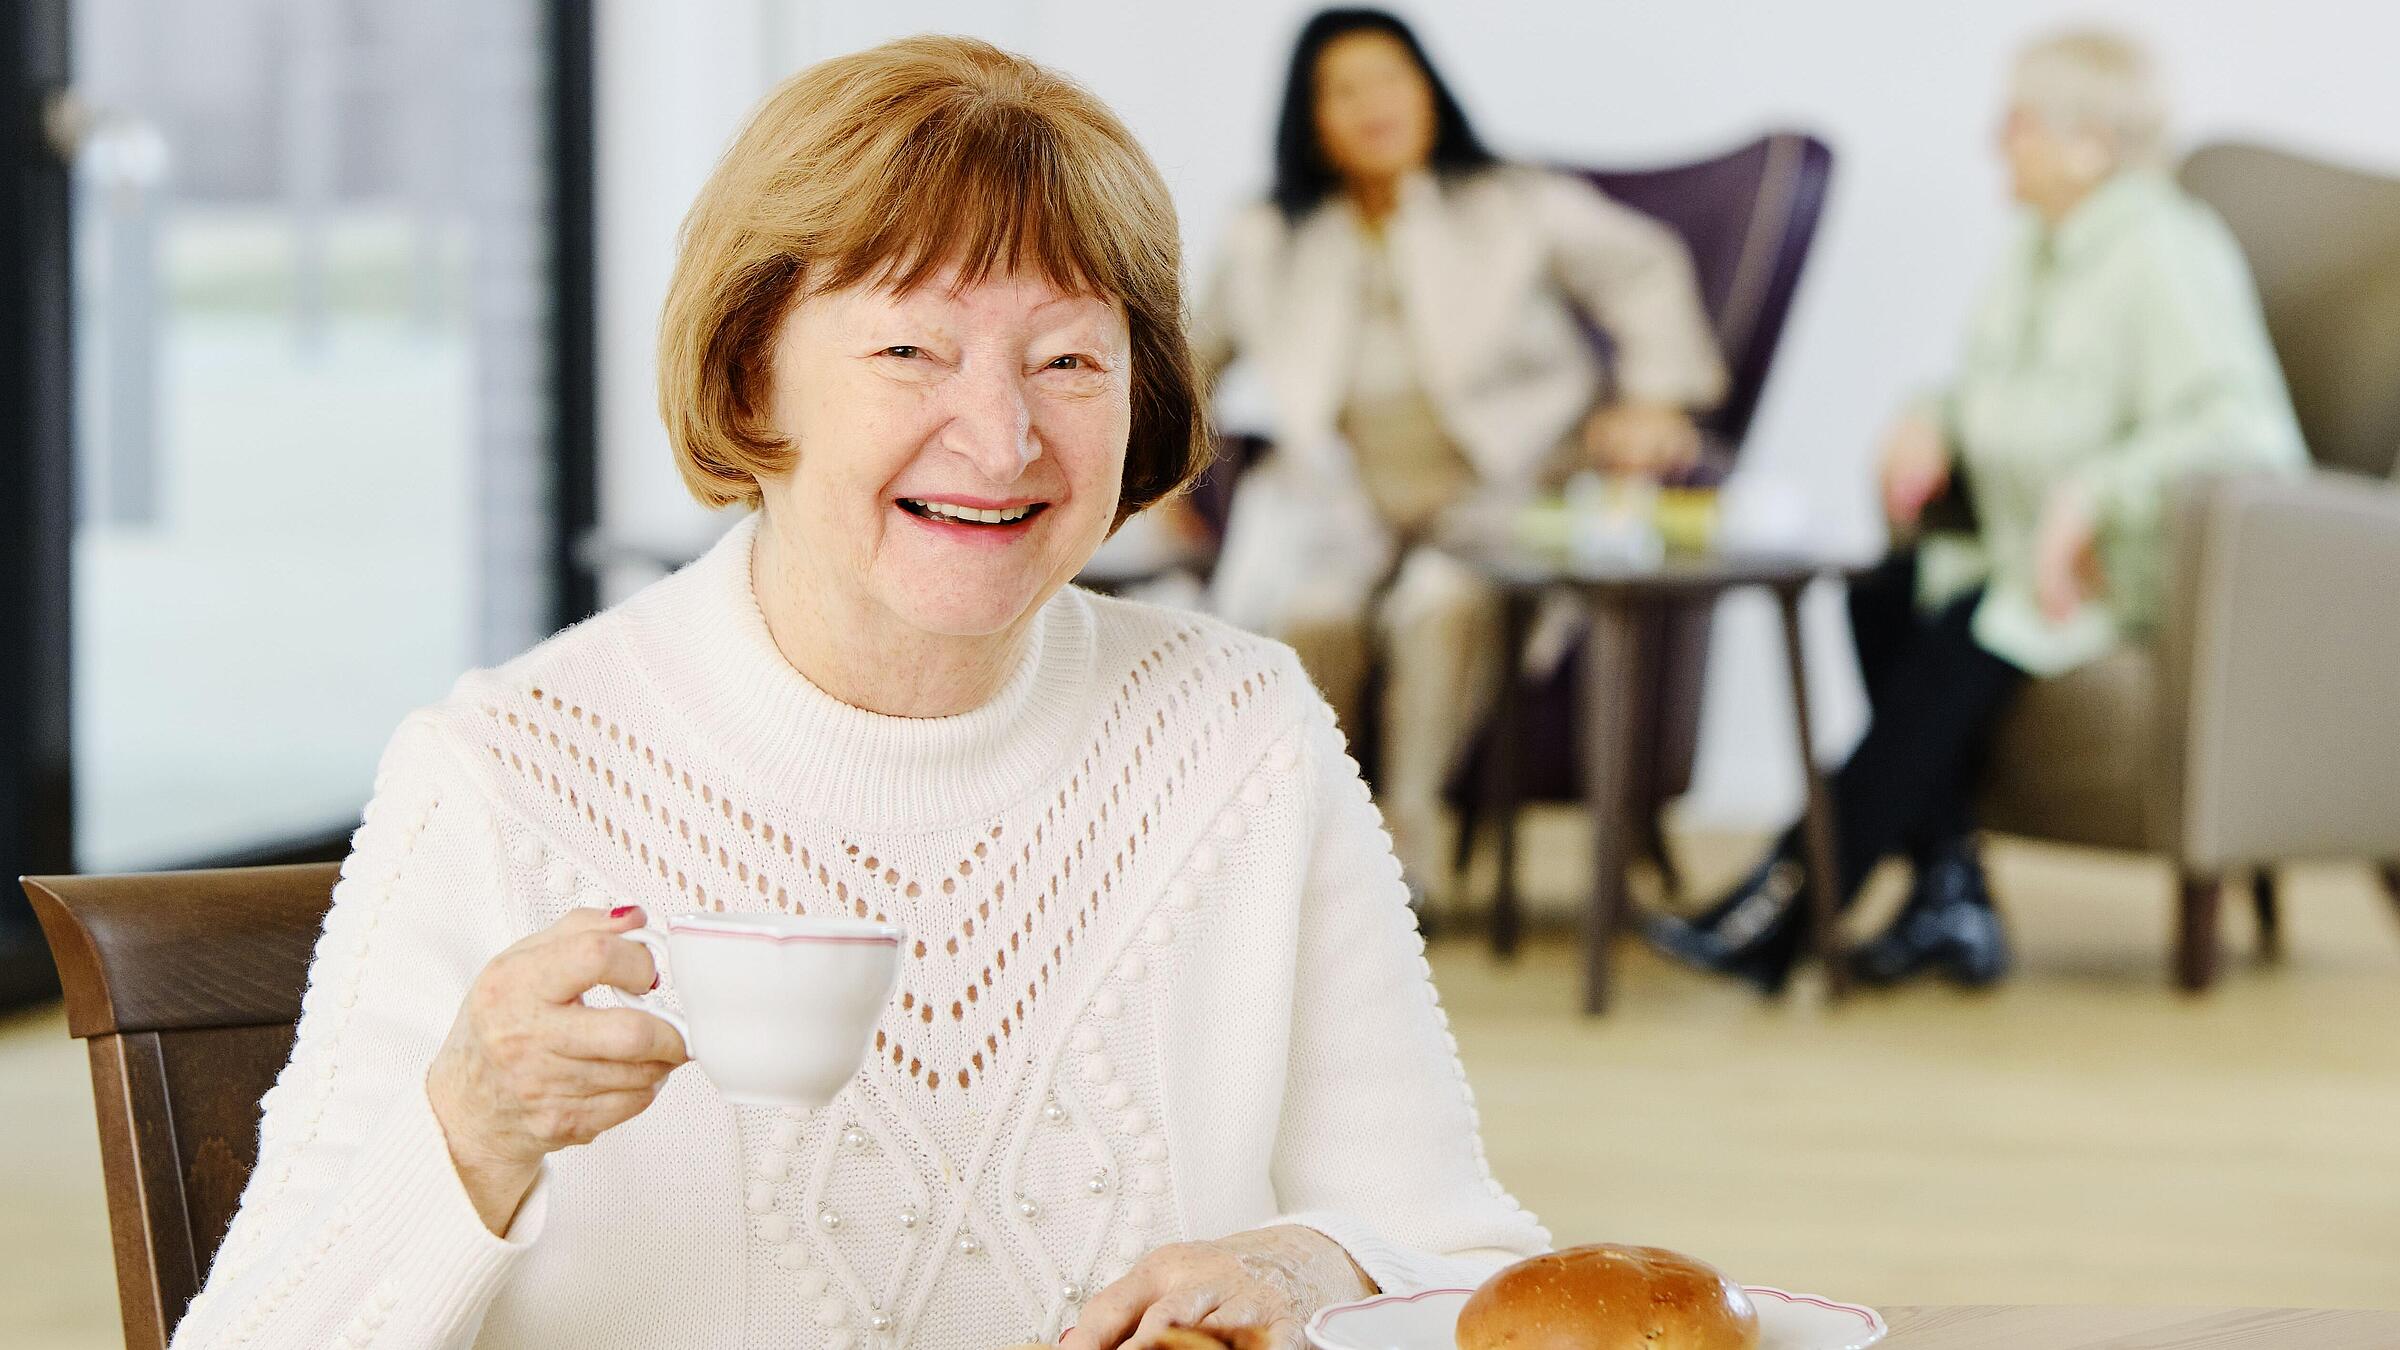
top-left (2010, 29), bottom-right (2169, 168)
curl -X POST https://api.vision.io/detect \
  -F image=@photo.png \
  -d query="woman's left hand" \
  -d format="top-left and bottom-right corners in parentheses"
top-left (2033, 483), bottom-right (2104, 623)
top-left (1059, 1225), bottom-right (1374, 1350)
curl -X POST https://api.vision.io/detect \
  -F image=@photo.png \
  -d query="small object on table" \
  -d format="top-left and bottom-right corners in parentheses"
top-left (1516, 477), bottom-right (1722, 562)
top-left (1654, 486), bottom-right (1722, 555)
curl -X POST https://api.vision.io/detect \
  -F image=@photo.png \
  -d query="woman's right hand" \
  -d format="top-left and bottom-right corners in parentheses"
top-left (1583, 400), bottom-right (1703, 478)
top-left (426, 903), bottom-right (688, 1234)
top-left (1878, 411), bottom-right (1952, 531)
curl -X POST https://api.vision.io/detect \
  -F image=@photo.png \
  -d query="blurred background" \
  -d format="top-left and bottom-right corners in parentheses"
top-left (3, 1), bottom-right (2397, 1345)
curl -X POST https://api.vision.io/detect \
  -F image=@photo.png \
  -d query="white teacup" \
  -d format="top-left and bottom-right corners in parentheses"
top-left (621, 912), bottom-right (903, 1109)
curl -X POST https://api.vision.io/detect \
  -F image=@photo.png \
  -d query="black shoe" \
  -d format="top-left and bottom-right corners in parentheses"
top-left (1642, 855), bottom-right (1809, 995)
top-left (1849, 840), bottom-right (2012, 988)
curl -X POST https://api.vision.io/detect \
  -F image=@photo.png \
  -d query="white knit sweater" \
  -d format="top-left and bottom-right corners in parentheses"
top-left (170, 513), bottom-right (1548, 1350)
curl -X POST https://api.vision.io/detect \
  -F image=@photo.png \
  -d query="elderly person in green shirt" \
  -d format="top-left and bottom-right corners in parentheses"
top-left (1650, 29), bottom-right (2306, 992)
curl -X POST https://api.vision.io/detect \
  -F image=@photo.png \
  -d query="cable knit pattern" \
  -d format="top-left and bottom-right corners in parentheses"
top-left (170, 512), bottom-right (1547, 1350)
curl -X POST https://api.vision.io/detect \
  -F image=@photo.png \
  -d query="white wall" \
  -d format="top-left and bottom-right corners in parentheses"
top-left (595, 0), bottom-right (2400, 827)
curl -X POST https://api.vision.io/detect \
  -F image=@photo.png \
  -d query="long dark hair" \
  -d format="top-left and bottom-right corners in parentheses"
top-left (1270, 8), bottom-right (1499, 222)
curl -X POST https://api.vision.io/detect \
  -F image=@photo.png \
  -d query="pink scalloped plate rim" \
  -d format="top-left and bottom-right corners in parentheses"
top-left (1306, 1282), bottom-right (1885, 1349)
top-left (1745, 1284), bottom-right (1889, 1333)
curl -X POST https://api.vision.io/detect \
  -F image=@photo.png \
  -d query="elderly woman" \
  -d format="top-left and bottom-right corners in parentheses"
top-left (1194, 7), bottom-right (1725, 892)
top-left (169, 37), bottom-right (1544, 1350)
top-left (1648, 30), bottom-right (2305, 991)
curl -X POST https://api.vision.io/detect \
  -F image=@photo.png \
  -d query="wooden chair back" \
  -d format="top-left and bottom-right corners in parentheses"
top-left (22, 862), bottom-right (339, 1350)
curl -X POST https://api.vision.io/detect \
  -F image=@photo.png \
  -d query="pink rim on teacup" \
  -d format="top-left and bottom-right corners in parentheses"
top-left (661, 913), bottom-right (904, 946)
top-left (618, 913), bottom-right (903, 1054)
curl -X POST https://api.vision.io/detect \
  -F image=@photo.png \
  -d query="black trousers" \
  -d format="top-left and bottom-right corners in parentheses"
top-left (1825, 551), bottom-right (2025, 903)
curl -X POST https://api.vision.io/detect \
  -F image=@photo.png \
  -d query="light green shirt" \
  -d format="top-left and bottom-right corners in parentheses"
top-left (1918, 169), bottom-right (2306, 675)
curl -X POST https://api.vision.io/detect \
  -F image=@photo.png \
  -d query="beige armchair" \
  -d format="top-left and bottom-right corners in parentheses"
top-left (1976, 142), bottom-right (2400, 990)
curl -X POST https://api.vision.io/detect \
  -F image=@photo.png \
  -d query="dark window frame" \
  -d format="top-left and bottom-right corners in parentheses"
top-left (550, 0), bottom-right (601, 632)
top-left (2, 1), bottom-right (78, 912)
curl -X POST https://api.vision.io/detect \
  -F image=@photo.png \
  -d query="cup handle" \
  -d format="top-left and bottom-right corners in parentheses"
top-left (618, 926), bottom-right (692, 1055)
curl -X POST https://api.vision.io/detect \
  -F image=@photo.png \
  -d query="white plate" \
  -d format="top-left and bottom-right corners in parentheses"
top-left (1306, 1284), bottom-right (1885, 1350)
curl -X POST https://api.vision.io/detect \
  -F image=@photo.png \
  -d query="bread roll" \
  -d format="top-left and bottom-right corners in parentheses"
top-left (1455, 1244), bottom-right (1760, 1350)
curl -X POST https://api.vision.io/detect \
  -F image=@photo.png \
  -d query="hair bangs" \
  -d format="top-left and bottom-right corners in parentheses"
top-left (816, 102), bottom-right (1113, 304)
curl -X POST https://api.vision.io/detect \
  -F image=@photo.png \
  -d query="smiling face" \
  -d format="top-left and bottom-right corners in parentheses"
top-left (754, 266), bottom-right (1132, 645)
top-left (1312, 29), bottom-right (1438, 185)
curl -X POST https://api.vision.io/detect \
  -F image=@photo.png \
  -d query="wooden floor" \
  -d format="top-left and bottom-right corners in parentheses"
top-left (3, 822), bottom-right (2396, 1344)
top-left (3, 994), bottom-right (118, 1350)
top-left (1438, 819), bottom-right (2400, 1313)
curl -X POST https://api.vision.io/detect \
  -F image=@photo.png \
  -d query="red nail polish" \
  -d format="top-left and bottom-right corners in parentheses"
top-left (649, 973), bottom-right (661, 992)
top-left (610, 905), bottom-right (635, 919)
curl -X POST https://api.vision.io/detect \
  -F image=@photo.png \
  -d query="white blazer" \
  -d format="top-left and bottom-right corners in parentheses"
top-left (1193, 165), bottom-right (1727, 628)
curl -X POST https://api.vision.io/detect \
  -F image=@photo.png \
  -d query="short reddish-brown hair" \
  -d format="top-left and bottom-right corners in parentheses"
top-left (657, 35), bottom-right (1208, 513)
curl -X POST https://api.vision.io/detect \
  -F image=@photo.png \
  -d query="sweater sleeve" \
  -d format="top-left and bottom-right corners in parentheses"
top-left (1268, 696), bottom-right (1551, 1295)
top-left (1538, 172), bottom-right (1728, 413)
top-left (170, 713), bottom-right (548, 1350)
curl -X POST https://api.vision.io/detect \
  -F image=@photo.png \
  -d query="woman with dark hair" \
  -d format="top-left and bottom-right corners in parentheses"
top-left (1195, 8), bottom-right (1725, 894)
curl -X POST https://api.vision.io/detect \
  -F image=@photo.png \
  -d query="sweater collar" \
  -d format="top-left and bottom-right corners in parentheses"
top-left (623, 512), bottom-right (1096, 833)
top-left (2039, 167), bottom-right (2174, 265)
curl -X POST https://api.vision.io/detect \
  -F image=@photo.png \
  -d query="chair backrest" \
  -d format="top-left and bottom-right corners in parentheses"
top-left (1573, 130), bottom-right (1836, 454)
top-left (1556, 133), bottom-right (1835, 805)
top-left (21, 862), bottom-right (339, 1350)
top-left (2179, 142), bottom-right (2400, 480)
